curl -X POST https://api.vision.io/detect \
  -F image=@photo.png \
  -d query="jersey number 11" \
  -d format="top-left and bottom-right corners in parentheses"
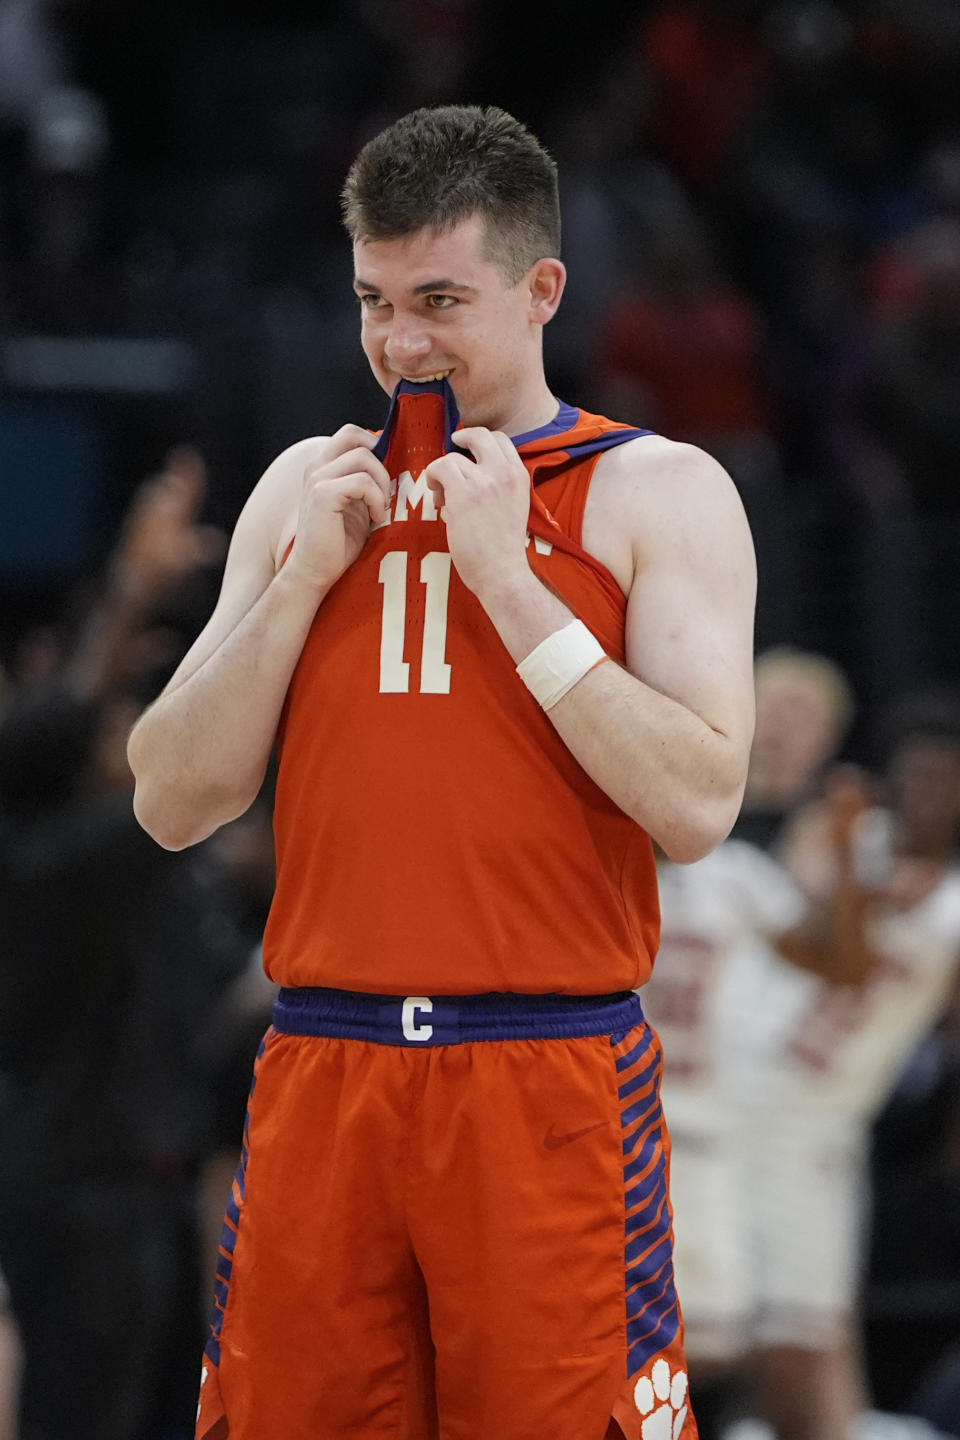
top-left (378, 550), bottom-right (453, 694)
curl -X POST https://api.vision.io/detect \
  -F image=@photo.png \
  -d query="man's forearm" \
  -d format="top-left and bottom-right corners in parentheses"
top-left (549, 662), bottom-right (746, 861)
top-left (129, 567), bottom-right (324, 849)
top-left (479, 570), bottom-right (746, 862)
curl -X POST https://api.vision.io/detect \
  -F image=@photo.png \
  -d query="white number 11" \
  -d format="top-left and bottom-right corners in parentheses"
top-left (378, 550), bottom-right (453, 694)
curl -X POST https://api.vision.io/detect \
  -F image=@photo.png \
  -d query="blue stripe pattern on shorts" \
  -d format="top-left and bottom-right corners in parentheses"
top-left (611, 1020), bottom-right (681, 1378)
top-left (204, 1030), bottom-right (270, 1368)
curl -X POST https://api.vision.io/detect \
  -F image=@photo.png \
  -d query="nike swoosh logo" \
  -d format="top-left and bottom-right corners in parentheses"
top-left (544, 1121), bottom-right (609, 1150)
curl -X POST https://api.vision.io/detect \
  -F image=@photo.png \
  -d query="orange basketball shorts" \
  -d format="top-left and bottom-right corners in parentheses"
top-left (196, 987), bottom-right (698, 1440)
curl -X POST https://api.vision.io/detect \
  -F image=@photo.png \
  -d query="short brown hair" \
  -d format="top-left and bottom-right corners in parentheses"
top-left (341, 105), bottom-right (560, 284)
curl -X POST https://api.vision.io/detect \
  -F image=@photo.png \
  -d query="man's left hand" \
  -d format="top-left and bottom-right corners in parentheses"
top-left (423, 428), bottom-right (531, 600)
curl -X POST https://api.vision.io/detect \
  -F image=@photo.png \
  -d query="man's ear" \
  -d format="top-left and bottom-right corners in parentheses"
top-left (528, 258), bottom-right (566, 323)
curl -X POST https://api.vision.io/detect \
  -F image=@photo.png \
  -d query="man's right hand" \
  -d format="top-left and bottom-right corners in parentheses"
top-left (284, 426), bottom-right (393, 594)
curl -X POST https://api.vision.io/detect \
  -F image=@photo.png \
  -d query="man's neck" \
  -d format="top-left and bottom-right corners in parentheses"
top-left (466, 384), bottom-right (559, 441)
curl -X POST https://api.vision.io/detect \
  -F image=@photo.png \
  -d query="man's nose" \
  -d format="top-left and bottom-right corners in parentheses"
top-left (384, 315), bottom-right (432, 367)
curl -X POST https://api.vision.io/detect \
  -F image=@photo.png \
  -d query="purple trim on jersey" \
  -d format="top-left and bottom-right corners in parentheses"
top-left (512, 400), bottom-right (654, 451)
top-left (510, 401), bottom-right (582, 446)
top-left (374, 386), bottom-right (652, 472)
top-left (372, 377), bottom-right (461, 463)
top-left (512, 402), bottom-right (655, 480)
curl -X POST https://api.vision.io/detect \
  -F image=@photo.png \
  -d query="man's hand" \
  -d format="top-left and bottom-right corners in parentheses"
top-left (423, 428), bottom-right (531, 599)
top-left (112, 447), bottom-right (226, 609)
top-left (286, 426), bottom-right (392, 594)
top-left (782, 766), bottom-right (877, 901)
top-left (66, 448), bottom-right (226, 699)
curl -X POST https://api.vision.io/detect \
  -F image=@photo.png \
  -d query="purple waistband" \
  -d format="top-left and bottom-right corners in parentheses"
top-left (272, 986), bottom-right (642, 1047)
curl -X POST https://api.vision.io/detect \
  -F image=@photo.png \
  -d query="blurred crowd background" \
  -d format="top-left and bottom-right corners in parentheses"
top-left (0, 0), bottom-right (959, 1437)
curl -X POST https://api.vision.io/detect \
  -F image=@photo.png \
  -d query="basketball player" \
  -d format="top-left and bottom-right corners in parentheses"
top-left (731, 694), bottom-right (960, 1440)
top-left (674, 662), bottom-right (960, 1440)
top-left (128, 105), bottom-right (757, 1440)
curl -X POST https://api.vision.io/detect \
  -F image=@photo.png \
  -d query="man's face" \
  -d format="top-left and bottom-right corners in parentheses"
top-left (352, 214), bottom-right (557, 433)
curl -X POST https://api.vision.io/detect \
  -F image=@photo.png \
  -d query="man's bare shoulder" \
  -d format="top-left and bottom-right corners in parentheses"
top-left (586, 435), bottom-right (748, 585)
top-left (240, 435), bottom-right (332, 565)
top-left (596, 434), bottom-right (739, 505)
top-left (602, 435), bottom-right (746, 542)
top-left (257, 435), bottom-right (332, 499)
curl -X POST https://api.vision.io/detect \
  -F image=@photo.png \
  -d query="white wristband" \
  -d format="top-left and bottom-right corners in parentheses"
top-left (516, 619), bottom-right (607, 711)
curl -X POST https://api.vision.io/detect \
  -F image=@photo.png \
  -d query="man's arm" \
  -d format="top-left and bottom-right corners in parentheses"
top-left (128, 429), bottom-right (392, 850)
top-left (773, 770), bottom-right (880, 986)
top-left (774, 883), bottom-right (875, 986)
top-left (425, 432), bottom-right (756, 863)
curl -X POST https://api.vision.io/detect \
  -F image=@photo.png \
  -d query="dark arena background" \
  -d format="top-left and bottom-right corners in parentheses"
top-left (1, 2), bottom-right (960, 1438)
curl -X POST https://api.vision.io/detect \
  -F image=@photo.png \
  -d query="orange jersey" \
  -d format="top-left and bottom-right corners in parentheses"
top-left (263, 383), bottom-right (660, 995)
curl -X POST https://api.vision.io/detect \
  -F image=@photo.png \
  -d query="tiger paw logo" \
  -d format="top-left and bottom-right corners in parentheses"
top-left (634, 1359), bottom-right (689, 1439)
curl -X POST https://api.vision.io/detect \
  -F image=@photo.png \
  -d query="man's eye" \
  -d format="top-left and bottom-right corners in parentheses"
top-left (426, 295), bottom-right (458, 309)
top-left (359, 294), bottom-right (388, 309)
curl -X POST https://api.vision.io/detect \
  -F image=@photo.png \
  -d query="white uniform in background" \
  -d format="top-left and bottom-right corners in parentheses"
top-left (647, 816), bottom-right (960, 1357)
top-left (724, 810), bottom-right (960, 1347)
top-left (643, 841), bottom-right (805, 1360)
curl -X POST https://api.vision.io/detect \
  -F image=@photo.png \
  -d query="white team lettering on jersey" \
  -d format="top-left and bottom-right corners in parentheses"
top-left (394, 469), bottom-right (439, 523)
